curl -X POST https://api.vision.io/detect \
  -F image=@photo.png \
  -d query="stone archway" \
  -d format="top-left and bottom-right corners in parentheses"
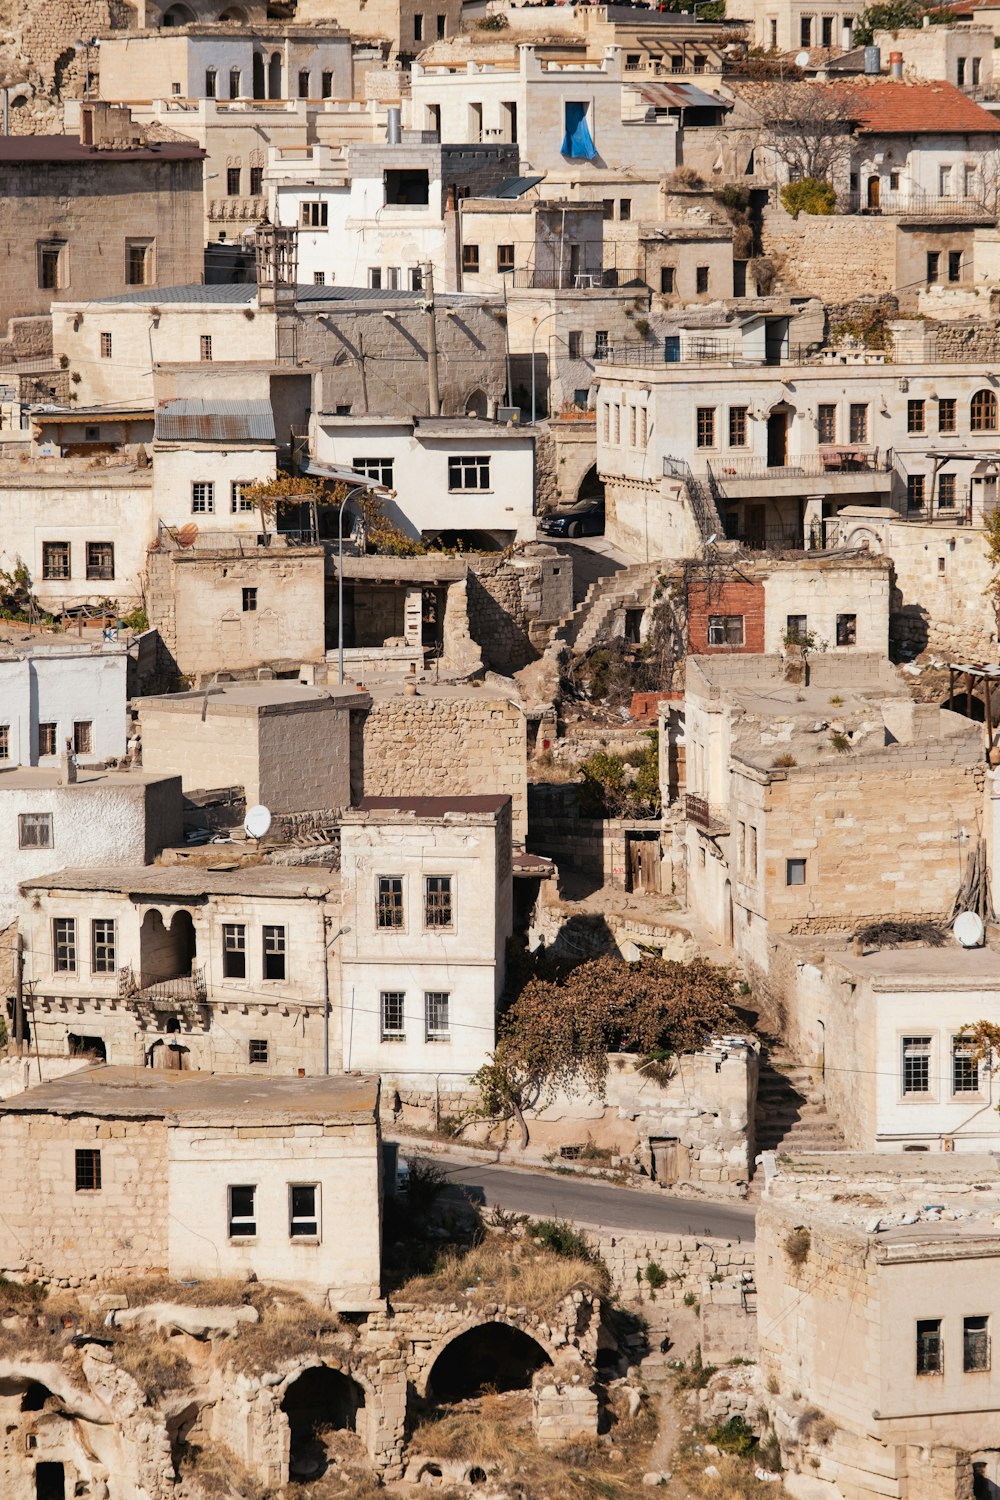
top-left (464, 387), bottom-right (489, 419)
top-left (423, 1323), bottom-right (553, 1403)
top-left (280, 1365), bottom-right (366, 1482)
top-left (161, 1), bottom-right (196, 22)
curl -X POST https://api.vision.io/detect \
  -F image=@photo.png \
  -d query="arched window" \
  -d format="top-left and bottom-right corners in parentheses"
top-left (971, 388), bottom-right (997, 432)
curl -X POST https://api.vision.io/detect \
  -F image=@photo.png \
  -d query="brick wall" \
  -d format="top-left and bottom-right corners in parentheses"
top-left (687, 578), bottom-right (765, 654)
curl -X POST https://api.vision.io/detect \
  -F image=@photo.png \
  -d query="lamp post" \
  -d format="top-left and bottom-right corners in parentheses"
top-left (530, 311), bottom-right (557, 426)
top-left (323, 923), bottom-right (351, 1076)
top-left (337, 484), bottom-right (369, 686)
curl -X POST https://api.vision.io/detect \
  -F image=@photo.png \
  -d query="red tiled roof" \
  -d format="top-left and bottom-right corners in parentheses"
top-left (827, 77), bottom-right (1000, 134)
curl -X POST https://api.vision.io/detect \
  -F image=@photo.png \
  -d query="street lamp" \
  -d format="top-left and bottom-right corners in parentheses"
top-left (530, 311), bottom-right (557, 426)
top-left (73, 37), bottom-right (100, 100)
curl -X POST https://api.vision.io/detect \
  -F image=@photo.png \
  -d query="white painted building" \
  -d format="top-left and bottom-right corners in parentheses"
top-left (0, 643), bottom-right (128, 768)
top-left (339, 795), bottom-right (513, 1086)
top-left (311, 413), bottom-right (536, 545)
top-left (152, 397), bottom-right (278, 532)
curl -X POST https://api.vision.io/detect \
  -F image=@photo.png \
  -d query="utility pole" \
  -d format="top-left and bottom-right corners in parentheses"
top-left (14, 932), bottom-right (24, 1054)
top-left (422, 260), bottom-right (441, 416)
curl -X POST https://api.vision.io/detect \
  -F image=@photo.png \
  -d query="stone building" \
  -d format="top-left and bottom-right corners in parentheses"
top-left (757, 1154), bottom-right (1000, 1500)
top-left (0, 111), bottom-right (203, 356)
top-left (0, 641), bottom-right (128, 769)
top-left (0, 1066), bottom-right (382, 1303)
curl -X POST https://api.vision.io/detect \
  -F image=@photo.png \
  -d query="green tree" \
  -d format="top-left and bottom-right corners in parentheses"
top-left (780, 177), bottom-right (837, 218)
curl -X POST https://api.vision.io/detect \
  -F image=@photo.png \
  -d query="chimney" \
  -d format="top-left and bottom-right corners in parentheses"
top-left (386, 105), bottom-right (401, 144)
top-left (889, 50), bottom-right (903, 78)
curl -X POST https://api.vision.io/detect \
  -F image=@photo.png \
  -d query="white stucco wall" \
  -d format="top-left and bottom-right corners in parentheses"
top-left (152, 443), bottom-right (277, 529)
top-left (0, 651), bottom-right (128, 768)
top-left (0, 473), bottom-right (153, 607)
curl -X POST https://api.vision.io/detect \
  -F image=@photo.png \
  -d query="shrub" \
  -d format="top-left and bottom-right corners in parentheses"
top-left (644, 1261), bottom-right (669, 1290)
top-left (780, 178), bottom-right (836, 219)
top-left (829, 731), bottom-right (851, 754)
top-left (529, 1218), bottom-right (593, 1261)
top-left (784, 1226), bottom-right (811, 1265)
top-left (404, 1156), bottom-right (448, 1216)
top-left (772, 752), bottom-right (797, 768)
top-left (476, 11), bottom-right (509, 28)
top-left (707, 1414), bottom-right (756, 1455)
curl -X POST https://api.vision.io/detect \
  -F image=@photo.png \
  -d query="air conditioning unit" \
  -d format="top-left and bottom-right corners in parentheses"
top-left (497, 406), bottom-right (521, 424)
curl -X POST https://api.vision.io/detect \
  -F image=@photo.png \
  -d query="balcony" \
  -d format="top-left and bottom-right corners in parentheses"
top-left (510, 267), bottom-right (644, 291)
top-left (685, 794), bottom-right (728, 833)
top-left (839, 191), bottom-right (992, 221)
top-left (118, 963), bottom-right (207, 1009)
top-left (707, 451), bottom-right (893, 500)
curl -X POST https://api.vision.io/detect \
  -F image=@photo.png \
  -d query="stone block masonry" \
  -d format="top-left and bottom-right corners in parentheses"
top-left (593, 1231), bottom-right (755, 1306)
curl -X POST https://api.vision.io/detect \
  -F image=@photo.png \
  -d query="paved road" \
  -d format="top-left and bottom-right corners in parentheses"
top-left (423, 1153), bottom-right (756, 1241)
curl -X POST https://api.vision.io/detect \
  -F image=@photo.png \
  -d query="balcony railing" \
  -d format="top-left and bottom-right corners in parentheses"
top-left (510, 267), bottom-right (644, 291)
top-left (708, 450), bottom-right (890, 482)
top-left (118, 963), bottom-right (207, 1007)
top-left (839, 191), bottom-right (991, 219)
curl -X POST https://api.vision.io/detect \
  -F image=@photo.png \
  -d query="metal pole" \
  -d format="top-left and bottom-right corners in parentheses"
top-left (530, 312), bottom-right (555, 425)
top-left (323, 924), bottom-right (350, 1076)
top-left (338, 484), bottom-right (364, 687)
top-left (422, 260), bottom-right (441, 416)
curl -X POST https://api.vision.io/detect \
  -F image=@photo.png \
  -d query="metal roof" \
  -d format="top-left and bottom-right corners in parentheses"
top-left (155, 398), bottom-right (276, 444)
top-left (637, 82), bottom-right (730, 112)
top-left (489, 175), bottom-right (545, 200)
top-left (97, 283), bottom-right (488, 308)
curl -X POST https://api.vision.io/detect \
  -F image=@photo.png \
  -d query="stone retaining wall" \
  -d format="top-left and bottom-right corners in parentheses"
top-left (593, 1231), bottom-right (755, 1306)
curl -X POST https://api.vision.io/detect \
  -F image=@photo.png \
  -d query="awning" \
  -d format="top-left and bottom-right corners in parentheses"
top-left (302, 460), bottom-right (391, 494)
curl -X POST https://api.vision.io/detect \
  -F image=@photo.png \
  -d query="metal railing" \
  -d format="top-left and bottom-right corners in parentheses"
top-left (510, 267), bottom-right (644, 291)
top-left (839, 191), bottom-right (991, 219)
top-left (708, 450), bottom-right (890, 482)
top-left (118, 963), bottom-right (207, 1006)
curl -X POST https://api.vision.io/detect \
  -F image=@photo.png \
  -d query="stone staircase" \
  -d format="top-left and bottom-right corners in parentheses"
top-left (754, 1043), bottom-right (848, 1162)
top-left (554, 560), bottom-right (664, 656)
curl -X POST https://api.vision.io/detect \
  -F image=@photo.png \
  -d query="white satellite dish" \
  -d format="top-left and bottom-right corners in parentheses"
top-left (244, 804), bottom-right (272, 841)
top-left (954, 910), bottom-right (985, 949)
top-left (794, 49), bottom-right (811, 68)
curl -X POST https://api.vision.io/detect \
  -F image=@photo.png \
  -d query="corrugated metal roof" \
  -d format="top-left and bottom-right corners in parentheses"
top-left (489, 175), bottom-right (545, 200)
top-left (98, 283), bottom-right (486, 308)
top-left (637, 82), bottom-right (729, 111)
top-left (155, 398), bottom-right (276, 444)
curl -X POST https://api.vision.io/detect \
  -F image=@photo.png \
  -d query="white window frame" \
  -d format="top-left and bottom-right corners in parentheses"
top-left (381, 989), bottom-right (406, 1041)
top-left (289, 1182), bottom-right (320, 1240)
top-left (425, 990), bottom-right (451, 1042)
top-left (901, 1033), bottom-right (934, 1099)
top-left (192, 481), bottom-right (215, 514)
top-left (228, 1183), bottom-right (257, 1238)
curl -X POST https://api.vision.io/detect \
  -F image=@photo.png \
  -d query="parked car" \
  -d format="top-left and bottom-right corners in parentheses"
top-left (538, 497), bottom-right (605, 539)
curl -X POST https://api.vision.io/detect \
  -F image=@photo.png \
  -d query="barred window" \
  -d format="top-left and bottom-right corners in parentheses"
top-left (424, 875), bottom-right (453, 928)
top-left (19, 812), bottom-right (53, 849)
top-left (54, 918), bottom-right (77, 973)
top-left (381, 990), bottom-right (405, 1040)
top-left (100, 332), bottom-right (112, 359)
top-left (938, 397), bottom-right (957, 433)
top-left (86, 541), bottom-right (114, 581)
top-left (964, 1315), bottom-right (990, 1372)
top-left (249, 1038), bottom-right (269, 1065)
top-left (907, 399), bottom-right (925, 434)
top-left (0, 724), bottom-right (8, 760)
top-left (696, 407), bottom-right (715, 448)
top-left (91, 919), bottom-right (116, 974)
top-left (902, 1035), bottom-right (932, 1095)
top-left (938, 473), bottom-right (957, 507)
top-left (952, 1036), bottom-right (980, 1094)
top-left (916, 1319), bottom-right (942, 1375)
top-left (42, 541), bottom-right (71, 580)
top-left (75, 1149), bottom-right (101, 1191)
top-left (907, 474), bottom-right (926, 510)
top-left (849, 403), bottom-right (869, 444)
top-left (377, 876), bottom-right (404, 929)
top-left (425, 990), bottom-right (450, 1040)
top-left (817, 404), bottom-right (837, 444)
top-left (191, 481), bottom-right (215, 514)
top-left (728, 407), bottom-right (748, 448)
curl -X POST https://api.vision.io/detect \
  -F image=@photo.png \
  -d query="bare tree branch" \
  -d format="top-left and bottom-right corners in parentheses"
top-left (741, 82), bottom-right (856, 184)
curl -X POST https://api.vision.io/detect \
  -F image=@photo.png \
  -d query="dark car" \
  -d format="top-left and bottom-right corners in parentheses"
top-left (538, 497), bottom-right (606, 539)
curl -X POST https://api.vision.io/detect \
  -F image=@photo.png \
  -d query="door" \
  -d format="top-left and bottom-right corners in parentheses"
top-left (649, 1137), bottom-right (679, 1184)
top-left (767, 410), bottom-right (788, 467)
top-left (745, 504), bottom-right (766, 547)
top-left (867, 175), bottom-right (880, 210)
top-left (627, 833), bottom-right (661, 893)
top-left (36, 1464), bottom-right (65, 1500)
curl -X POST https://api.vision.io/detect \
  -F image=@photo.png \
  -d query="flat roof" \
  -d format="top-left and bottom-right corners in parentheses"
top-left (355, 794), bottom-right (511, 816)
top-left (0, 767), bottom-right (174, 792)
top-left (827, 939), bottom-right (1000, 990)
top-left (1, 1065), bottom-right (377, 1122)
top-left (19, 866), bottom-right (337, 898)
top-left (141, 681), bottom-right (367, 713)
top-left (0, 137), bottom-right (204, 163)
top-left (89, 283), bottom-right (496, 309)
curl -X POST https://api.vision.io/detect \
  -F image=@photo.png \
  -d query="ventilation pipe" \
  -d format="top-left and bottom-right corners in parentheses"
top-left (386, 105), bottom-right (401, 144)
top-left (889, 50), bottom-right (903, 78)
top-left (863, 45), bottom-right (881, 74)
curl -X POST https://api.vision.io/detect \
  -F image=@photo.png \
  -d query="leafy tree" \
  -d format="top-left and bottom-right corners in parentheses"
top-left (240, 472), bottom-right (341, 534)
top-left (473, 954), bottom-right (738, 1147)
top-left (578, 733), bottom-right (661, 819)
top-left (780, 177), bottom-right (837, 218)
top-left (852, 0), bottom-right (953, 42)
top-left (0, 557), bottom-right (41, 622)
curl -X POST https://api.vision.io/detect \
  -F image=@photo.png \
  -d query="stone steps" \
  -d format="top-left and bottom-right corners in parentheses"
top-left (754, 1042), bottom-right (847, 1162)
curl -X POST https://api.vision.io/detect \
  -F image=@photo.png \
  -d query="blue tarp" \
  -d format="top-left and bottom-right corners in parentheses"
top-left (562, 102), bottom-right (597, 160)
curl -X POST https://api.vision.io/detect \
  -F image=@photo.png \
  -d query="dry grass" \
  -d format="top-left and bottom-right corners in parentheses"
top-left (226, 1301), bottom-right (355, 1375)
top-left (682, 1452), bottom-right (791, 1500)
top-left (111, 1337), bottom-right (193, 1400)
top-left (105, 1274), bottom-right (261, 1309)
top-left (394, 1235), bottom-right (608, 1313)
top-left (177, 1439), bottom-right (272, 1500)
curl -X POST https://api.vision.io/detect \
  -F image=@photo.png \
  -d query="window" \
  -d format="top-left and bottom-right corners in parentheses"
top-left (907, 474), bottom-right (926, 509)
top-left (749, 825), bottom-right (758, 876)
top-left (381, 990), bottom-right (405, 1040)
top-left (300, 201), bottom-right (329, 229)
top-left (250, 165), bottom-right (263, 196)
top-left (938, 472), bottom-right (957, 507)
top-left (75, 1149), bottom-right (101, 1192)
top-left (940, 165), bottom-right (953, 197)
top-left (126, 240), bottom-right (152, 287)
top-left (821, 14), bottom-right (833, 44)
top-left (927, 250), bottom-right (940, 284)
top-left (949, 250), bottom-right (962, 283)
top-left (263, 924), bottom-right (286, 981)
top-left (972, 389), bottom-right (998, 431)
top-left (249, 1038), bottom-right (269, 1064)
top-left (37, 724), bottom-right (57, 758)
top-left (902, 1035), bottom-right (932, 1095)
top-left (100, 331), bottom-right (112, 359)
top-left (198, 333), bottom-right (213, 362)
top-left (661, 266), bottom-right (675, 294)
top-left (19, 812), bottom-right (53, 849)
top-left (414, 12), bottom-right (424, 39)
top-left (425, 875), bottom-right (453, 928)
top-left (205, 67), bottom-right (217, 97)
top-left (786, 858), bottom-right (806, 886)
top-left (916, 1319), bottom-right (943, 1375)
top-left (568, 330), bottom-right (583, 359)
top-left (84, 426), bottom-right (100, 442)
top-left (410, 267), bottom-right (424, 291)
top-left (192, 481), bottom-right (215, 514)
top-left (91, 919), bottom-right (116, 974)
top-left (352, 456), bottom-right (394, 487)
top-left (938, 396), bottom-right (957, 433)
top-left (849, 403), bottom-right (869, 444)
top-left (0, 725), bottom-right (8, 760)
top-left (42, 541), bottom-right (71, 580)
top-left (242, 587), bottom-right (257, 613)
top-left (958, 56), bottom-right (967, 86)
top-left (696, 265), bottom-right (710, 294)
top-left (818, 404), bottom-right (837, 445)
top-left (377, 876), bottom-right (404, 929)
top-left (54, 917), bottom-right (77, 972)
top-left (462, 244), bottom-right (480, 273)
top-left (952, 1036), bottom-right (980, 1094)
top-left (38, 241), bottom-right (65, 290)
top-left (222, 923), bottom-right (246, 979)
top-left (964, 1315), bottom-right (990, 1372)
top-left (369, 267), bottom-right (382, 290)
top-left (313, 271), bottom-right (326, 285)
top-left (231, 481), bottom-right (254, 513)
top-left (836, 613), bottom-right (857, 646)
top-left (973, 57), bottom-right (982, 86)
top-left (227, 166), bottom-right (242, 196)
top-left (290, 1184), bottom-right (319, 1238)
top-left (86, 541), bottom-right (114, 581)
top-left (448, 455), bottom-right (490, 491)
top-left (321, 71), bottom-right (333, 98)
top-left (769, 18), bottom-right (778, 46)
top-left (228, 1185), bottom-right (256, 1237)
top-left (693, 53), bottom-right (706, 72)
top-left (602, 199), bottom-right (615, 221)
top-left (619, 198), bottom-right (631, 221)
top-left (73, 721), bottom-right (92, 755)
top-left (696, 407), bottom-right (716, 448)
top-left (171, 81), bottom-right (182, 95)
top-left (708, 615), bottom-right (745, 647)
top-left (298, 68), bottom-right (310, 97)
top-left (594, 330), bottom-right (609, 358)
top-left (907, 399), bottom-right (925, 434)
top-left (728, 406), bottom-right (748, 447)
top-left (425, 991), bottom-right (450, 1041)
top-left (629, 405), bottom-right (637, 448)
top-left (890, 170), bottom-right (900, 190)
top-left (437, 13), bottom-right (446, 36)
top-left (800, 15), bottom-right (812, 44)
top-left (229, 67), bottom-right (241, 97)
top-left (497, 243), bottom-right (515, 273)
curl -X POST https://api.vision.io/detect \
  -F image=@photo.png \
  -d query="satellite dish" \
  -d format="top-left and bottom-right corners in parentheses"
top-left (794, 49), bottom-right (811, 68)
top-left (954, 910), bottom-right (985, 949)
top-left (244, 804), bottom-right (272, 840)
top-left (705, 532), bottom-right (718, 547)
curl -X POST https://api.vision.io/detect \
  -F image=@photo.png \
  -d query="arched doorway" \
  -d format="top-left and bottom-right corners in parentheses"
top-left (281, 1366), bottom-right (365, 1481)
top-left (68, 1034), bottom-right (106, 1062)
top-left (426, 1324), bottom-right (552, 1402)
top-left (577, 464), bottom-right (605, 504)
top-left (766, 402), bottom-right (792, 468)
top-left (162, 1), bottom-right (195, 22)
top-left (464, 388), bottom-right (488, 419)
top-left (252, 51), bottom-right (265, 98)
top-left (268, 50), bottom-right (282, 99)
top-left (867, 174), bottom-right (880, 210)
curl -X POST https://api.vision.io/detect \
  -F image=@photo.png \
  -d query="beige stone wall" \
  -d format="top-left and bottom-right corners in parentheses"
top-left (762, 206), bottom-right (898, 305)
top-left (0, 1112), bottom-right (168, 1284)
top-left (593, 1229), bottom-right (755, 1306)
top-left (362, 690), bottom-right (528, 841)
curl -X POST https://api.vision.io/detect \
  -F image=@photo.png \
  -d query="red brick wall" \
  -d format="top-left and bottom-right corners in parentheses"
top-left (687, 580), bottom-right (765, 653)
